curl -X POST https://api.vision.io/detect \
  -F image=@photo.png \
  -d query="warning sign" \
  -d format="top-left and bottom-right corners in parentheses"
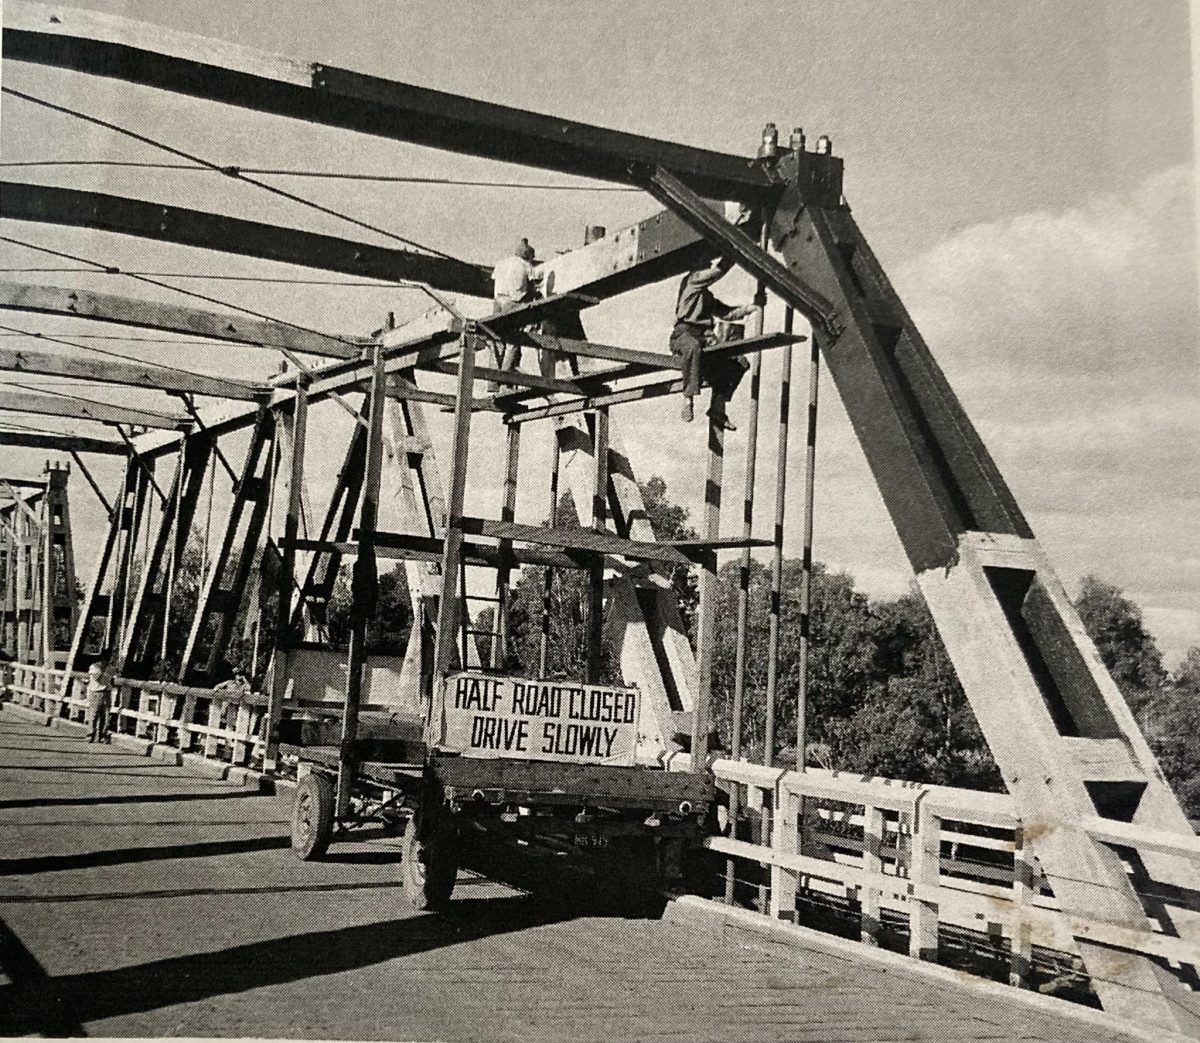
top-left (436, 672), bottom-right (641, 766)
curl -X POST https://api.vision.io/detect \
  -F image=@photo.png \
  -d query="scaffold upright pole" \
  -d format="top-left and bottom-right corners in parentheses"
top-left (691, 396), bottom-right (727, 767)
top-left (494, 423), bottom-right (521, 669)
top-left (727, 223), bottom-right (768, 901)
top-left (266, 374), bottom-right (309, 771)
top-left (795, 324), bottom-right (820, 773)
top-left (432, 333), bottom-right (476, 680)
top-left (539, 433), bottom-right (561, 677)
top-left (586, 407), bottom-right (609, 683)
top-left (764, 307), bottom-right (795, 769)
top-left (336, 341), bottom-right (386, 817)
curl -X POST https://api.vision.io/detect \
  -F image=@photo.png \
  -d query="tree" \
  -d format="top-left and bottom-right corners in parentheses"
top-left (324, 562), bottom-right (412, 653)
top-left (641, 475), bottom-right (699, 636)
top-left (1075, 574), bottom-right (1167, 715)
top-left (501, 477), bottom-right (694, 683)
top-left (710, 561), bottom-right (1000, 790)
top-left (1173, 645), bottom-right (1200, 697)
top-left (1138, 645), bottom-right (1200, 817)
top-left (839, 591), bottom-right (999, 789)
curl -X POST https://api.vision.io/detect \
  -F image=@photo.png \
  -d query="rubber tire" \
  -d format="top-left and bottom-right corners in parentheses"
top-left (291, 772), bottom-right (335, 860)
top-left (402, 812), bottom-right (458, 911)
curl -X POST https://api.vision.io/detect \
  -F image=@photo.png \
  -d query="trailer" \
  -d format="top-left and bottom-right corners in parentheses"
top-left (281, 673), bottom-right (715, 909)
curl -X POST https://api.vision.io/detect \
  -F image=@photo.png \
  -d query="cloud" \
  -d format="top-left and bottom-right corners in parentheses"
top-left (893, 163), bottom-right (1199, 666)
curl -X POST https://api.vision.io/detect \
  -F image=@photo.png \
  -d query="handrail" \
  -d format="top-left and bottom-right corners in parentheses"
top-left (1, 661), bottom-right (269, 770)
top-left (710, 758), bottom-right (1200, 993)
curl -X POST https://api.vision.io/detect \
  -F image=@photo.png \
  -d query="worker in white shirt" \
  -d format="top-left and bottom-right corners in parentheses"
top-left (489, 239), bottom-right (544, 390)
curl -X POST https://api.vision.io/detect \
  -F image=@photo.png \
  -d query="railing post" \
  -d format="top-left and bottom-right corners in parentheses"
top-left (179, 691), bottom-right (197, 753)
top-left (232, 701), bottom-right (253, 765)
top-left (156, 686), bottom-right (176, 746)
top-left (1010, 823), bottom-right (1033, 988)
top-left (909, 799), bottom-right (940, 962)
top-left (769, 778), bottom-right (799, 920)
top-left (203, 698), bottom-right (221, 759)
top-left (862, 804), bottom-right (884, 946)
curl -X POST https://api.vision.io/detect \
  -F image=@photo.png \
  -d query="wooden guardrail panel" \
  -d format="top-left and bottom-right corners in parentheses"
top-left (6, 663), bottom-right (269, 766)
top-left (708, 759), bottom-right (1200, 994)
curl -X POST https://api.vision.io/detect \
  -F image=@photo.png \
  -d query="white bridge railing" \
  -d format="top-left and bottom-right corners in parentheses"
top-left (2, 661), bottom-right (269, 770)
top-left (709, 758), bottom-right (1200, 990)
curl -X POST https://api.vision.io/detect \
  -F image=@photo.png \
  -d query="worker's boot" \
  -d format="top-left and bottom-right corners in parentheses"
top-left (681, 398), bottom-right (694, 422)
top-left (708, 408), bottom-right (736, 432)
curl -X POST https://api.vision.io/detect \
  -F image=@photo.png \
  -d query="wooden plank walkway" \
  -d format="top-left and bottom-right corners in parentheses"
top-left (0, 705), bottom-right (1154, 1042)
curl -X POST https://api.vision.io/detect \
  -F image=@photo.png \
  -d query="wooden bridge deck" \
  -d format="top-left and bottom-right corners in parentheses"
top-left (0, 706), bottom-right (1151, 1042)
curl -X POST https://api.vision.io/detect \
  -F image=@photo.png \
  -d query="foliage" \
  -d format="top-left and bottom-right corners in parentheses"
top-left (640, 475), bottom-right (699, 636)
top-left (501, 476), bottom-right (1002, 790)
top-left (1072, 575), bottom-right (1200, 817)
top-left (711, 560), bottom-right (1000, 789)
top-left (502, 491), bottom-right (617, 682)
top-left (324, 562), bottom-right (412, 653)
top-left (1074, 574), bottom-right (1168, 715)
top-left (158, 476), bottom-right (1200, 808)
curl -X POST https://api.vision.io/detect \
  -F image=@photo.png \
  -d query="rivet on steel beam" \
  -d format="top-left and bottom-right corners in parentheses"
top-left (790, 127), bottom-right (806, 155)
top-left (816, 135), bottom-right (832, 155)
top-left (758, 123), bottom-right (779, 159)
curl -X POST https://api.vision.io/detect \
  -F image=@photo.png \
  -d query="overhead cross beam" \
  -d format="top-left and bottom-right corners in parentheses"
top-left (0, 426), bottom-right (127, 455)
top-left (3, 0), bottom-right (786, 204)
top-left (0, 344), bottom-right (265, 399)
top-left (0, 388), bottom-right (187, 428)
top-left (0, 281), bottom-right (365, 359)
top-left (1, 181), bottom-right (494, 298)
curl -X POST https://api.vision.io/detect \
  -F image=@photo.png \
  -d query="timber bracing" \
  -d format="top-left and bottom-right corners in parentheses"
top-left (118, 432), bottom-right (215, 676)
top-left (0, 464), bottom-right (76, 666)
top-left (177, 407), bottom-right (278, 682)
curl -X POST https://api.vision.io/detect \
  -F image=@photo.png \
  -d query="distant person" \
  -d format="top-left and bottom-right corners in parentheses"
top-left (0, 646), bottom-right (13, 702)
top-left (86, 651), bottom-right (113, 744)
top-left (489, 238), bottom-right (545, 389)
top-left (669, 255), bottom-right (760, 428)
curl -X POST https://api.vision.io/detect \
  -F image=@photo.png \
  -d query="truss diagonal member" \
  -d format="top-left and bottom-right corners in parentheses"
top-left (637, 165), bottom-right (841, 340)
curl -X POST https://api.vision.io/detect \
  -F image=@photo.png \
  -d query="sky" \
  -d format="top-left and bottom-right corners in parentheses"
top-left (0, 0), bottom-right (1196, 664)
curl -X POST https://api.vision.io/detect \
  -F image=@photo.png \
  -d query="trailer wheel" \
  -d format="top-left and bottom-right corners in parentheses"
top-left (291, 773), bottom-right (335, 860)
top-left (402, 812), bottom-right (458, 910)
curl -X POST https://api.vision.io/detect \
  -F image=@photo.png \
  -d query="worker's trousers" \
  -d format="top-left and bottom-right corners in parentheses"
top-left (669, 324), bottom-right (707, 398)
top-left (669, 323), bottom-right (750, 400)
top-left (87, 694), bottom-right (111, 743)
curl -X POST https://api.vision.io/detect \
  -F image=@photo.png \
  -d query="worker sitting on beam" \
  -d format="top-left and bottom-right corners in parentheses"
top-left (489, 237), bottom-right (545, 391)
top-left (669, 248), bottom-right (761, 428)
